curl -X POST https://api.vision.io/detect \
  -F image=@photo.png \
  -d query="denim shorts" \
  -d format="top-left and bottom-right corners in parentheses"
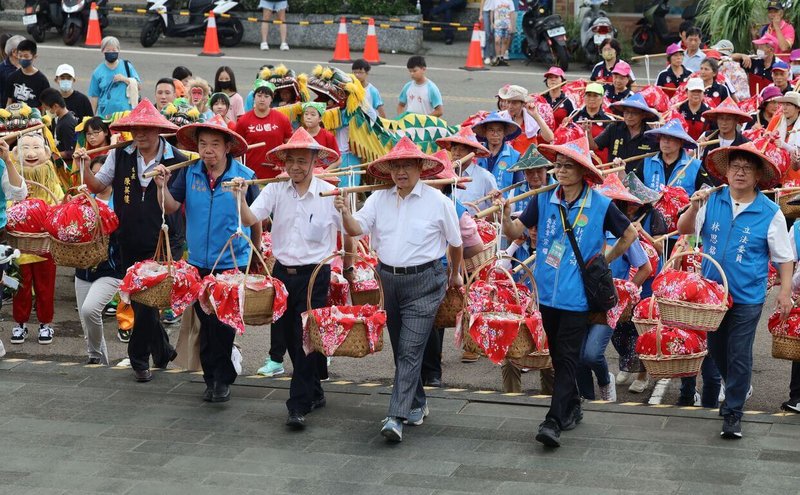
top-left (494, 28), bottom-right (510, 40)
top-left (259, 0), bottom-right (288, 12)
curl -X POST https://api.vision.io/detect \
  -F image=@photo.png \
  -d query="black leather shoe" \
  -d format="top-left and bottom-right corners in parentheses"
top-left (211, 383), bottom-right (231, 402)
top-left (310, 397), bottom-right (326, 412)
top-left (561, 405), bottom-right (583, 431)
top-left (202, 386), bottom-right (214, 402)
top-left (133, 369), bottom-right (152, 382)
top-left (86, 357), bottom-right (101, 365)
top-left (535, 419), bottom-right (561, 447)
top-left (425, 376), bottom-right (442, 388)
top-left (286, 411), bottom-right (306, 430)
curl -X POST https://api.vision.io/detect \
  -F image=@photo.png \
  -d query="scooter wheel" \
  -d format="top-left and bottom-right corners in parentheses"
top-left (63, 22), bottom-right (81, 46)
top-left (632, 26), bottom-right (655, 55)
top-left (27, 23), bottom-right (45, 43)
top-left (140, 19), bottom-right (163, 48)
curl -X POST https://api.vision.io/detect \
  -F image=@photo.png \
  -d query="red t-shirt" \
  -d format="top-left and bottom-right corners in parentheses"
top-left (311, 128), bottom-right (340, 156)
top-left (235, 109), bottom-right (293, 179)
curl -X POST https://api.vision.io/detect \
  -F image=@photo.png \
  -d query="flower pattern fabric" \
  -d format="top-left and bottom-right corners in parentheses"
top-left (475, 219), bottom-right (498, 244)
top-left (6, 198), bottom-right (50, 233)
top-left (635, 326), bottom-right (707, 356)
top-left (119, 259), bottom-right (202, 316)
top-left (653, 269), bottom-right (731, 307)
top-left (45, 194), bottom-right (118, 242)
top-left (607, 279), bottom-right (641, 329)
top-left (301, 305), bottom-right (386, 356)
top-left (768, 306), bottom-right (800, 338)
top-left (639, 85), bottom-right (670, 113)
top-left (198, 270), bottom-right (288, 335)
top-left (654, 185), bottom-right (689, 232)
top-left (633, 296), bottom-right (660, 321)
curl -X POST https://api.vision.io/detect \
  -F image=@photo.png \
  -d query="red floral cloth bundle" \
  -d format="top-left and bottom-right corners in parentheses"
top-left (45, 194), bottom-right (118, 242)
top-left (659, 109), bottom-right (689, 132)
top-left (653, 269), bottom-right (731, 307)
top-left (638, 85), bottom-right (670, 113)
top-left (475, 219), bottom-right (497, 244)
top-left (635, 326), bottom-right (707, 356)
top-left (301, 304), bottom-right (386, 356)
top-left (327, 271), bottom-right (350, 307)
top-left (260, 230), bottom-right (273, 260)
top-left (528, 94), bottom-right (555, 131)
top-left (629, 237), bottom-right (659, 281)
top-left (767, 262), bottom-right (780, 290)
top-left (633, 297), bottom-right (660, 321)
top-left (460, 111), bottom-right (491, 129)
top-left (563, 80), bottom-right (586, 109)
top-left (6, 198), bottom-right (50, 234)
top-left (119, 259), bottom-right (202, 316)
top-left (654, 185), bottom-right (689, 232)
top-left (198, 270), bottom-right (288, 335)
top-left (606, 279), bottom-right (641, 328)
top-left (738, 94), bottom-right (760, 114)
top-left (768, 307), bottom-right (800, 338)
top-left (553, 122), bottom-right (585, 145)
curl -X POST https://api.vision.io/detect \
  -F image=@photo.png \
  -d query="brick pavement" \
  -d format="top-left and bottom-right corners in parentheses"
top-left (1, 359), bottom-right (800, 495)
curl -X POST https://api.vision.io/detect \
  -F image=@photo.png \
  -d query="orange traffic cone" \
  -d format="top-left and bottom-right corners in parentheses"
top-left (330, 17), bottom-right (352, 63)
top-left (199, 11), bottom-right (224, 57)
top-left (84, 2), bottom-right (102, 48)
top-left (461, 23), bottom-right (488, 71)
top-left (362, 18), bottom-right (384, 65)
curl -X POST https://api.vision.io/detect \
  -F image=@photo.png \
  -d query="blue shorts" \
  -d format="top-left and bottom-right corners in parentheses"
top-left (494, 28), bottom-right (510, 40)
top-left (259, 0), bottom-right (288, 12)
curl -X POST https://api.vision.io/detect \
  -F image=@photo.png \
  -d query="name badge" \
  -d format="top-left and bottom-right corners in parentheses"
top-left (545, 240), bottom-right (566, 269)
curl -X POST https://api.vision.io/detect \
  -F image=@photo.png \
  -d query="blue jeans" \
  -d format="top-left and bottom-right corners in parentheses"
top-left (482, 10), bottom-right (495, 59)
top-left (678, 356), bottom-right (722, 408)
top-left (577, 323), bottom-right (613, 400)
top-left (708, 303), bottom-right (763, 420)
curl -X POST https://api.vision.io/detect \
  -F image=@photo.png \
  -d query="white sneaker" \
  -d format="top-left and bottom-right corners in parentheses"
top-left (719, 387), bottom-right (725, 404)
top-left (484, 57), bottom-right (491, 65)
top-left (628, 378), bottom-right (649, 393)
top-left (231, 345), bottom-right (242, 375)
top-left (38, 324), bottom-right (54, 345)
top-left (599, 372), bottom-right (617, 402)
top-left (10, 324), bottom-right (27, 344)
top-left (746, 385), bottom-right (753, 401)
top-left (280, 42), bottom-right (289, 51)
top-left (615, 371), bottom-right (633, 385)
top-left (0, 338), bottom-right (5, 358)
top-left (694, 391), bottom-right (702, 407)
top-left (260, 42), bottom-right (269, 50)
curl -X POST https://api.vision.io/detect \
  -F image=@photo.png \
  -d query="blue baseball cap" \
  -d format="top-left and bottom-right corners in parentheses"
top-left (773, 60), bottom-right (790, 72)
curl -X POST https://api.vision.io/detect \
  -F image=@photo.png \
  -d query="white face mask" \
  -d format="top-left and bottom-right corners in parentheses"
top-left (58, 79), bottom-right (73, 92)
top-left (757, 49), bottom-right (766, 58)
top-left (791, 65), bottom-right (800, 76)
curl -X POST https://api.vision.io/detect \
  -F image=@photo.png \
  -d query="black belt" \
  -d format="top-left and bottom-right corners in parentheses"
top-left (378, 260), bottom-right (436, 275)
top-left (275, 262), bottom-right (318, 275)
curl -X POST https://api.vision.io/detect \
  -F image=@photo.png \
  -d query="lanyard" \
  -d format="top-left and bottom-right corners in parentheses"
top-left (557, 185), bottom-right (589, 232)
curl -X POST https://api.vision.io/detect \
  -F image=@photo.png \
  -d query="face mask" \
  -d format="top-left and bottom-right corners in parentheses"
top-left (45, 110), bottom-right (56, 119)
top-left (756, 49), bottom-right (766, 58)
top-left (602, 50), bottom-right (616, 61)
top-left (217, 81), bottom-right (232, 90)
top-left (59, 79), bottom-right (73, 92)
top-left (18, 59), bottom-right (32, 69)
top-left (104, 52), bottom-right (119, 63)
top-left (791, 65), bottom-right (800, 76)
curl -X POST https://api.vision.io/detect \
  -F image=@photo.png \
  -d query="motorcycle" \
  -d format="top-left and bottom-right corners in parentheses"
top-left (521, 0), bottom-right (570, 71)
top-left (632, 0), bottom-right (702, 55)
top-left (140, 0), bottom-right (244, 48)
top-left (578, 0), bottom-right (616, 66)
top-left (62, 0), bottom-right (109, 46)
top-left (22, 0), bottom-right (62, 43)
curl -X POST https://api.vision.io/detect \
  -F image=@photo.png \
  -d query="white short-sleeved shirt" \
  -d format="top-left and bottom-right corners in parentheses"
top-left (354, 180), bottom-right (463, 267)
top-left (249, 177), bottom-right (342, 266)
top-left (398, 79), bottom-right (443, 116)
top-left (454, 163), bottom-right (498, 211)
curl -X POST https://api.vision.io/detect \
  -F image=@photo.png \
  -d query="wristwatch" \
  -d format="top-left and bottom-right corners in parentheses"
top-left (343, 266), bottom-right (355, 273)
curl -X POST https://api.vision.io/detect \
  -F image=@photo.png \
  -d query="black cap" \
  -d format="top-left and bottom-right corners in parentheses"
top-left (767, 0), bottom-right (784, 10)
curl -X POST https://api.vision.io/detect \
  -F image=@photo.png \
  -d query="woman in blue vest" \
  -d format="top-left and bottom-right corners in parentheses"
top-left (152, 115), bottom-right (262, 404)
top-left (472, 113), bottom-right (523, 192)
top-left (496, 136), bottom-right (638, 447)
top-left (779, 213), bottom-right (800, 414)
top-left (678, 142), bottom-right (794, 439)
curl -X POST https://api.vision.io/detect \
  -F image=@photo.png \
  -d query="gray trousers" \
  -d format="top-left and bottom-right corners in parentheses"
top-left (383, 261), bottom-right (447, 419)
top-left (75, 276), bottom-right (120, 366)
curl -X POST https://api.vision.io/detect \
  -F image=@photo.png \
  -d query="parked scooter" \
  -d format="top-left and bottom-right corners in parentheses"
top-left (62, 0), bottom-right (109, 45)
top-left (22, 0), bottom-right (62, 42)
top-left (140, 0), bottom-right (244, 48)
top-left (632, 0), bottom-right (701, 55)
top-left (578, 0), bottom-right (616, 66)
top-left (521, 0), bottom-right (570, 70)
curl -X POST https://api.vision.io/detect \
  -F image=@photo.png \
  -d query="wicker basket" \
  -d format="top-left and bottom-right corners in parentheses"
top-left (434, 287), bottom-right (464, 328)
top-left (772, 334), bottom-right (800, 361)
top-left (49, 189), bottom-right (110, 269)
top-left (632, 298), bottom-right (659, 336)
top-left (639, 323), bottom-right (708, 379)
top-left (8, 181), bottom-right (61, 256)
top-left (464, 240), bottom-right (496, 274)
top-left (306, 251), bottom-right (385, 358)
top-left (510, 328), bottom-right (552, 370)
top-left (350, 285), bottom-right (380, 306)
top-left (656, 251), bottom-right (729, 332)
top-left (130, 228), bottom-right (174, 310)
top-left (777, 191), bottom-right (800, 220)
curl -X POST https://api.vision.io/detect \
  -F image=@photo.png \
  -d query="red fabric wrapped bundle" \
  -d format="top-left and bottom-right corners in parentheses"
top-left (767, 262), bottom-right (780, 290)
top-left (553, 123), bottom-right (586, 146)
top-left (652, 269), bottom-right (731, 307)
top-left (660, 109), bottom-right (689, 133)
top-left (635, 326), bottom-right (707, 356)
top-left (301, 304), bottom-right (386, 356)
top-left (633, 296), bottom-right (660, 320)
top-left (119, 259), bottom-right (202, 316)
top-left (629, 237), bottom-right (659, 280)
top-left (528, 94), bottom-right (555, 131)
top-left (460, 111), bottom-right (490, 129)
top-left (768, 307), bottom-right (800, 338)
top-left (639, 85), bottom-right (670, 113)
top-left (563, 80), bottom-right (586, 109)
top-left (738, 94), bottom-right (760, 114)
top-left (752, 135), bottom-right (790, 177)
top-left (327, 271), bottom-right (350, 307)
top-left (654, 185), bottom-right (689, 232)
top-left (475, 219), bottom-right (497, 244)
top-left (45, 194), bottom-right (118, 242)
top-left (6, 198), bottom-right (50, 234)
top-left (260, 230), bottom-right (273, 260)
top-left (606, 279), bottom-right (641, 328)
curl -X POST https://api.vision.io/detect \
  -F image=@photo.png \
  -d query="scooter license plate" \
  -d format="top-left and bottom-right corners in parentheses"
top-left (22, 14), bottom-right (38, 26)
top-left (547, 26), bottom-right (566, 37)
top-left (594, 33), bottom-right (611, 45)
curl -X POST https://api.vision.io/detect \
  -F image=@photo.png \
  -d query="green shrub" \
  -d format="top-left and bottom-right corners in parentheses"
top-left (240, 0), bottom-right (415, 16)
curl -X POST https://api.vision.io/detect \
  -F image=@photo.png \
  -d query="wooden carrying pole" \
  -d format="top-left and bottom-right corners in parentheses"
top-left (2, 123), bottom-right (45, 142)
top-left (319, 177), bottom-right (473, 197)
top-left (141, 142), bottom-right (266, 179)
top-left (220, 171), bottom-right (365, 188)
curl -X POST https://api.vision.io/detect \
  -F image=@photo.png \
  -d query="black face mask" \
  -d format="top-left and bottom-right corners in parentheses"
top-left (217, 81), bottom-right (232, 90)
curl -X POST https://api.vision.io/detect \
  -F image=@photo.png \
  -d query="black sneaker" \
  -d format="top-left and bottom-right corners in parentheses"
top-left (286, 411), bottom-right (306, 430)
top-left (535, 419), bottom-right (561, 447)
top-left (10, 324), bottom-right (27, 344)
top-left (781, 399), bottom-right (800, 413)
top-left (202, 386), bottom-right (214, 402)
top-left (561, 405), bottom-right (583, 431)
top-left (721, 414), bottom-right (742, 439)
top-left (117, 329), bottom-right (131, 343)
top-left (310, 397), bottom-right (326, 412)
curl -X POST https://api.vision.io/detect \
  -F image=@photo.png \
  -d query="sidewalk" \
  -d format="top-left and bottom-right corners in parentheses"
top-left (2, 358), bottom-right (800, 494)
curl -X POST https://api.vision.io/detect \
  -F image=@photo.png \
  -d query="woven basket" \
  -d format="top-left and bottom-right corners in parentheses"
top-left (464, 240), bottom-right (496, 274)
top-left (49, 189), bottom-right (110, 269)
top-left (510, 328), bottom-right (552, 370)
top-left (434, 287), bottom-right (464, 328)
top-left (130, 227), bottom-right (174, 310)
top-left (777, 192), bottom-right (800, 220)
top-left (8, 181), bottom-right (61, 256)
top-left (632, 298), bottom-right (659, 336)
top-left (639, 323), bottom-right (708, 379)
top-left (306, 251), bottom-right (385, 358)
top-left (243, 280), bottom-right (276, 325)
top-left (772, 334), bottom-right (800, 361)
top-left (656, 251), bottom-right (729, 332)
top-left (350, 285), bottom-right (380, 306)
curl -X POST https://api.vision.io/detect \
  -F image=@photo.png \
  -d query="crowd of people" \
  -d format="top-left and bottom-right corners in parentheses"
top-left (0, 0), bottom-right (799, 449)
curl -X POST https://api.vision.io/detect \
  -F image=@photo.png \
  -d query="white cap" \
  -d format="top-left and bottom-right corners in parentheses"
top-left (55, 64), bottom-right (75, 78)
top-left (686, 78), bottom-right (704, 92)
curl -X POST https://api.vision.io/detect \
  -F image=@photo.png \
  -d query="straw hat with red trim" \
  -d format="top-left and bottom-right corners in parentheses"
top-left (176, 114), bottom-right (248, 156)
top-left (538, 135), bottom-right (604, 184)
top-left (265, 127), bottom-right (339, 168)
top-left (702, 96), bottom-right (753, 124)
top-left (109, 99), bottom-right (179, 134)
top-left (435, 126), bottom-right (490, 157)
top-left (706, 142), bottom-right (782, 189)
top-left (594, 173), bottom-right (642, 204)
top-left (432, 149), bottom-right (466, 189)
top-left (367, 136), bottom-right (444, 181)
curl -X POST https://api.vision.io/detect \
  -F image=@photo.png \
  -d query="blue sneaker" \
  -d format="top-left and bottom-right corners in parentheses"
top-left (381, 417), bottom-right (403, 442)
top-left (161, 309), bottom-right (181, 325)
top-left (256, 358), bottom-right (285, 377)
top-left (404, 403), bottom-right (429, 426)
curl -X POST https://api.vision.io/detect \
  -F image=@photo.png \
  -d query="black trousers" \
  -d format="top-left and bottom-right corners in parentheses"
top-left (790, 362), bottom-right (800, 402)
top-left (272, 262), bottom-right (330, 414)
top-left (422, 327), bottom-right (445, 381)
top-left (269, 318), bottom-right (288, 363)
top-left (195, 267), bottom-right (238, 388)
top-left (540, 305), bottom-right (589, 429)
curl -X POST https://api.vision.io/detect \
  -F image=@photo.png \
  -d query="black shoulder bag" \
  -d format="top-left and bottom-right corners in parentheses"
top-left (558, 204), bottom-right (618, 312)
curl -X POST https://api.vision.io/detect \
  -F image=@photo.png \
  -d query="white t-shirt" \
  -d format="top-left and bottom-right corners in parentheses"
top-left (398, 79), bottom-right (443, 116)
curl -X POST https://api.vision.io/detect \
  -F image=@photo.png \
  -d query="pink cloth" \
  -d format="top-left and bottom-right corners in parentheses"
top-left (460, 212), bottom-right (482, 248)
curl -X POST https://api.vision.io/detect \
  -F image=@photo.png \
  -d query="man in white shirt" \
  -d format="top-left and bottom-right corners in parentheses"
top-left (233, 128), bottom-right (352, 430)
top-left (436, 127), bottom-right (497, 210)
top-left (335, 137), bottom-right (464, 442)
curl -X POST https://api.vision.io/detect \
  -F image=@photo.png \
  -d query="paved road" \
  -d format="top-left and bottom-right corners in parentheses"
top-left (2, 360), bottom-right (800, 495)
top-left (0, 38), bottom-right (795, 415)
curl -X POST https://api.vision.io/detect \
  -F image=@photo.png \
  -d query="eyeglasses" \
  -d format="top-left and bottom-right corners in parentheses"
top-left (553, 162), bottom-right (578, 170)
top-left (729, 164), bottom-right (756, 174)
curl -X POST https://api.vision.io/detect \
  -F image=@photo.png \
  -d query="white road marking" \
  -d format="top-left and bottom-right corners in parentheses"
top-left (648, 378), bottom-right (671, 405)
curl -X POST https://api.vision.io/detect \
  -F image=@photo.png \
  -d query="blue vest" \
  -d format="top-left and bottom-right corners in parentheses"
top-left (513, 175), bottom-right (556, 213)
top-left (534, 185), bottom-right (611, 311)
top-left (477, 142), bottom-right (521, 190)
top-left (642, 150), bottom-right (703, 195)
top-left (184, 158), bottom-right (256, 270)
top-left (700, 189), bottom-right (777, 304)
top-left (794, 219), bottom-right (800, 262)
top-left (0, 159), bottom-right (8, 230)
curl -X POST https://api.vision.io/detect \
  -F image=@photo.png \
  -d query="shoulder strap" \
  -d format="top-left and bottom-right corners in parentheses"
top-left (557, 203), bottom-right (587, 274)
top-left (122, 60), bottom-right (132, 79)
